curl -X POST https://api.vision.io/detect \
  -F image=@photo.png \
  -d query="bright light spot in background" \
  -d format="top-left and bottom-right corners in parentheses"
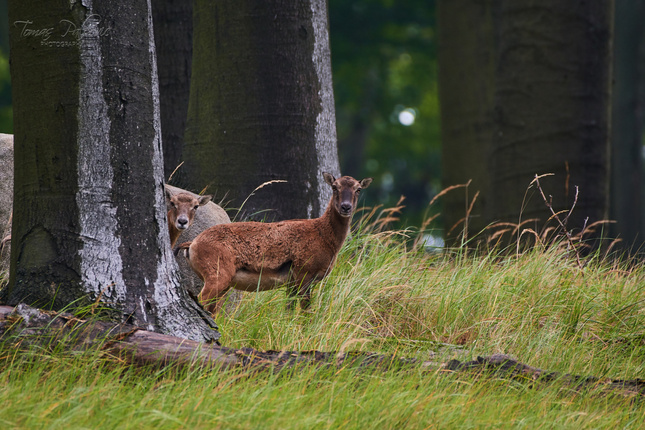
top-left (382, 172), bottom-right (394, 192)
top-left (398, 108), bottom-right (416, 126)
top-left (421, 234), bottom-right (444, 252)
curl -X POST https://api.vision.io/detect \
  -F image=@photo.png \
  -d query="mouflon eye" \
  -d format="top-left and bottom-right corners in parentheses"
top-left (356, 189), bottom-right (361, 194)
top-left (193, 205), bottom-right (200, 211)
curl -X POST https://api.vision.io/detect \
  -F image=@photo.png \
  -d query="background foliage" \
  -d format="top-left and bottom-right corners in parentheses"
top-left (330, 0), bottom-right (439, 227)
top-left (0, 0), bottom-right (12, 134)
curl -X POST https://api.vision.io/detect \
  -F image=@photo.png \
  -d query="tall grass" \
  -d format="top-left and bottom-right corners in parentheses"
top-left (218, 231), bottom-right (645, 376)
top-left (1, 224), bottom-right (644, 428)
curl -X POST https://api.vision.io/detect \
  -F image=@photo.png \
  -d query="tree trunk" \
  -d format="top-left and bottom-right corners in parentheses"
top-left (151, 0), bottom-right (193, 181)
top-left (610, 0), bottom-right (645, 249)
top-left (490, 1), bottom-right (613, 237)
top-left (182, 0), bottom-right (341, 221)
top-left (437, 0), bottom-right (497, 246)
top-left (5, 0), bottom-right (218, 342)
top-left (0, 133), bottom-right (13, 277)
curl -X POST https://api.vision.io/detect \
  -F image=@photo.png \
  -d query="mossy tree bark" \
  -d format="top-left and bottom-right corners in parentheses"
top-left (182, 0), bottom-right (341, 221)
top-left (5, 0), bottom-right (218, 342)
top-left (151, 0), bottom-right (193, 181)
top-left (437, 0), bottom-right (497, 246)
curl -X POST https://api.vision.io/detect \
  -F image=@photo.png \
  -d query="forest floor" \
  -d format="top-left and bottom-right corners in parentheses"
top-left (0, 220), bottom-right (644, 429)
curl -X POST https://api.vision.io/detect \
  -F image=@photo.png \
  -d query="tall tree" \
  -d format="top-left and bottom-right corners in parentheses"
top-left (151, 0), bottom-right (193, 180)
top-left (437, 0), bottom-right (496, 244)
top-left (4, 0), bottom-right (218, 342)
top-left (181, 0), bottom-right (341, 221)
top-left (610, 0), bottom-right (645, 249)
top-left (439, 1), bottom-right (613, 245)
top-left (490, 1), bottom-right (613, 237)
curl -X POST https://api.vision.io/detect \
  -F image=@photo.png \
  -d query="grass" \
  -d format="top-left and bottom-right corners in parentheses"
top-left (1, 228), bottom-right (645, 428)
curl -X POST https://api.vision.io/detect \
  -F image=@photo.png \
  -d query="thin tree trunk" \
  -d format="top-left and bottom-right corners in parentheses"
top-left (5, 0), bottom-right (218, 342)
top-left (0, 133), bottom-right (12, 277)
top-left (490, 1), bottom-right (613, 237)
top-left (182, 0), bottom-right (341, 221)
top-left (151, 0), bottom-right (193, 181)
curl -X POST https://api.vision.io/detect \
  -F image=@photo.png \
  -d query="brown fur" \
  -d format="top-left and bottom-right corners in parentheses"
top-left (176, 173), bottom-right (372, 314)
top-left (166, 189), bottom-right (212, 247)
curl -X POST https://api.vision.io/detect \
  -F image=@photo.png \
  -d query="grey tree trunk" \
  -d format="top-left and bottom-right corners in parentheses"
top-left (5, 0), bottom-right (218, 342)
top-left (490, 1), bottom-right (613, 237)
top-left (437, 0), bottom-right (497, 246)
top-left (151, 0), bottom-right (193, 181)
top-left (182, 0), bottom-right (341, 221)
top-left (0, 133), bottom-right (11, 277)
top-left (610, 0), bottom-right (645, 249)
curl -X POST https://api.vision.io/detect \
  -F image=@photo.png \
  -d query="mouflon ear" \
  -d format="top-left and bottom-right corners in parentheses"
top-left (198, 195), bottom-right (212, 206)
top-left (323, 172), bottom-right (336, 186)
top-left (360, 177), bottom-right (373, 189)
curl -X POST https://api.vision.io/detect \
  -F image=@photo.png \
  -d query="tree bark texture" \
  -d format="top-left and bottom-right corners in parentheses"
top-left (5, 0), bottom-right (218, 342)
top-left (437, 0), bottom-right (497, 245)
top-left (182, 0), bottom-right (341, 221)
top-left (0, 134), bottom-right (13, 278)
top-left (610, 0), bottom-right (645, 249)
top-left (2, 304), bottom-right (644, 398)
top-left (440, 1), bottom-right (613, 244)
top-left (490, 1), bottom-right (613, 234)
top-left (151, 0), bottom-right (193, 181)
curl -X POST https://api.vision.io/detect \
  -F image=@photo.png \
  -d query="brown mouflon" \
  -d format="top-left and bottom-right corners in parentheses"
top-left (175, 172), bottom-right (372, 314)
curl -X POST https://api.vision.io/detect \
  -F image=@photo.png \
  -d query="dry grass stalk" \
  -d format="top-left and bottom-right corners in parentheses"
top-left (234, 180), bottom-right (288, 221)
top-left (166, 161), bottom-right (184, 183)
top-left (428, 180), bottom-right (471, 207)
top-left (360, 196), bottom-right (406, 233)
top-left (532, 174), bottom-right (583, 267)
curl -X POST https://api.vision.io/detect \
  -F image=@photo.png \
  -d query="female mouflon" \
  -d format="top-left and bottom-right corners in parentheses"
top-left (175, 172), bottom-right (372, 314)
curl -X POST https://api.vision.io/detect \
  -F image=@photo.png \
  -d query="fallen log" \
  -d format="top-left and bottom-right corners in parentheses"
top-left (1, 304), bottom-right (643, 397)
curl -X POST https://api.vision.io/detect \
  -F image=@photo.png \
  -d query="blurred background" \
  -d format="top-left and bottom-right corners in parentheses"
top-left (0, 1), bottom-right (11, 135)
top-left (329, 0), bottom-right (439, 229)
top-left (2, 0), bottom-right (643, 250)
